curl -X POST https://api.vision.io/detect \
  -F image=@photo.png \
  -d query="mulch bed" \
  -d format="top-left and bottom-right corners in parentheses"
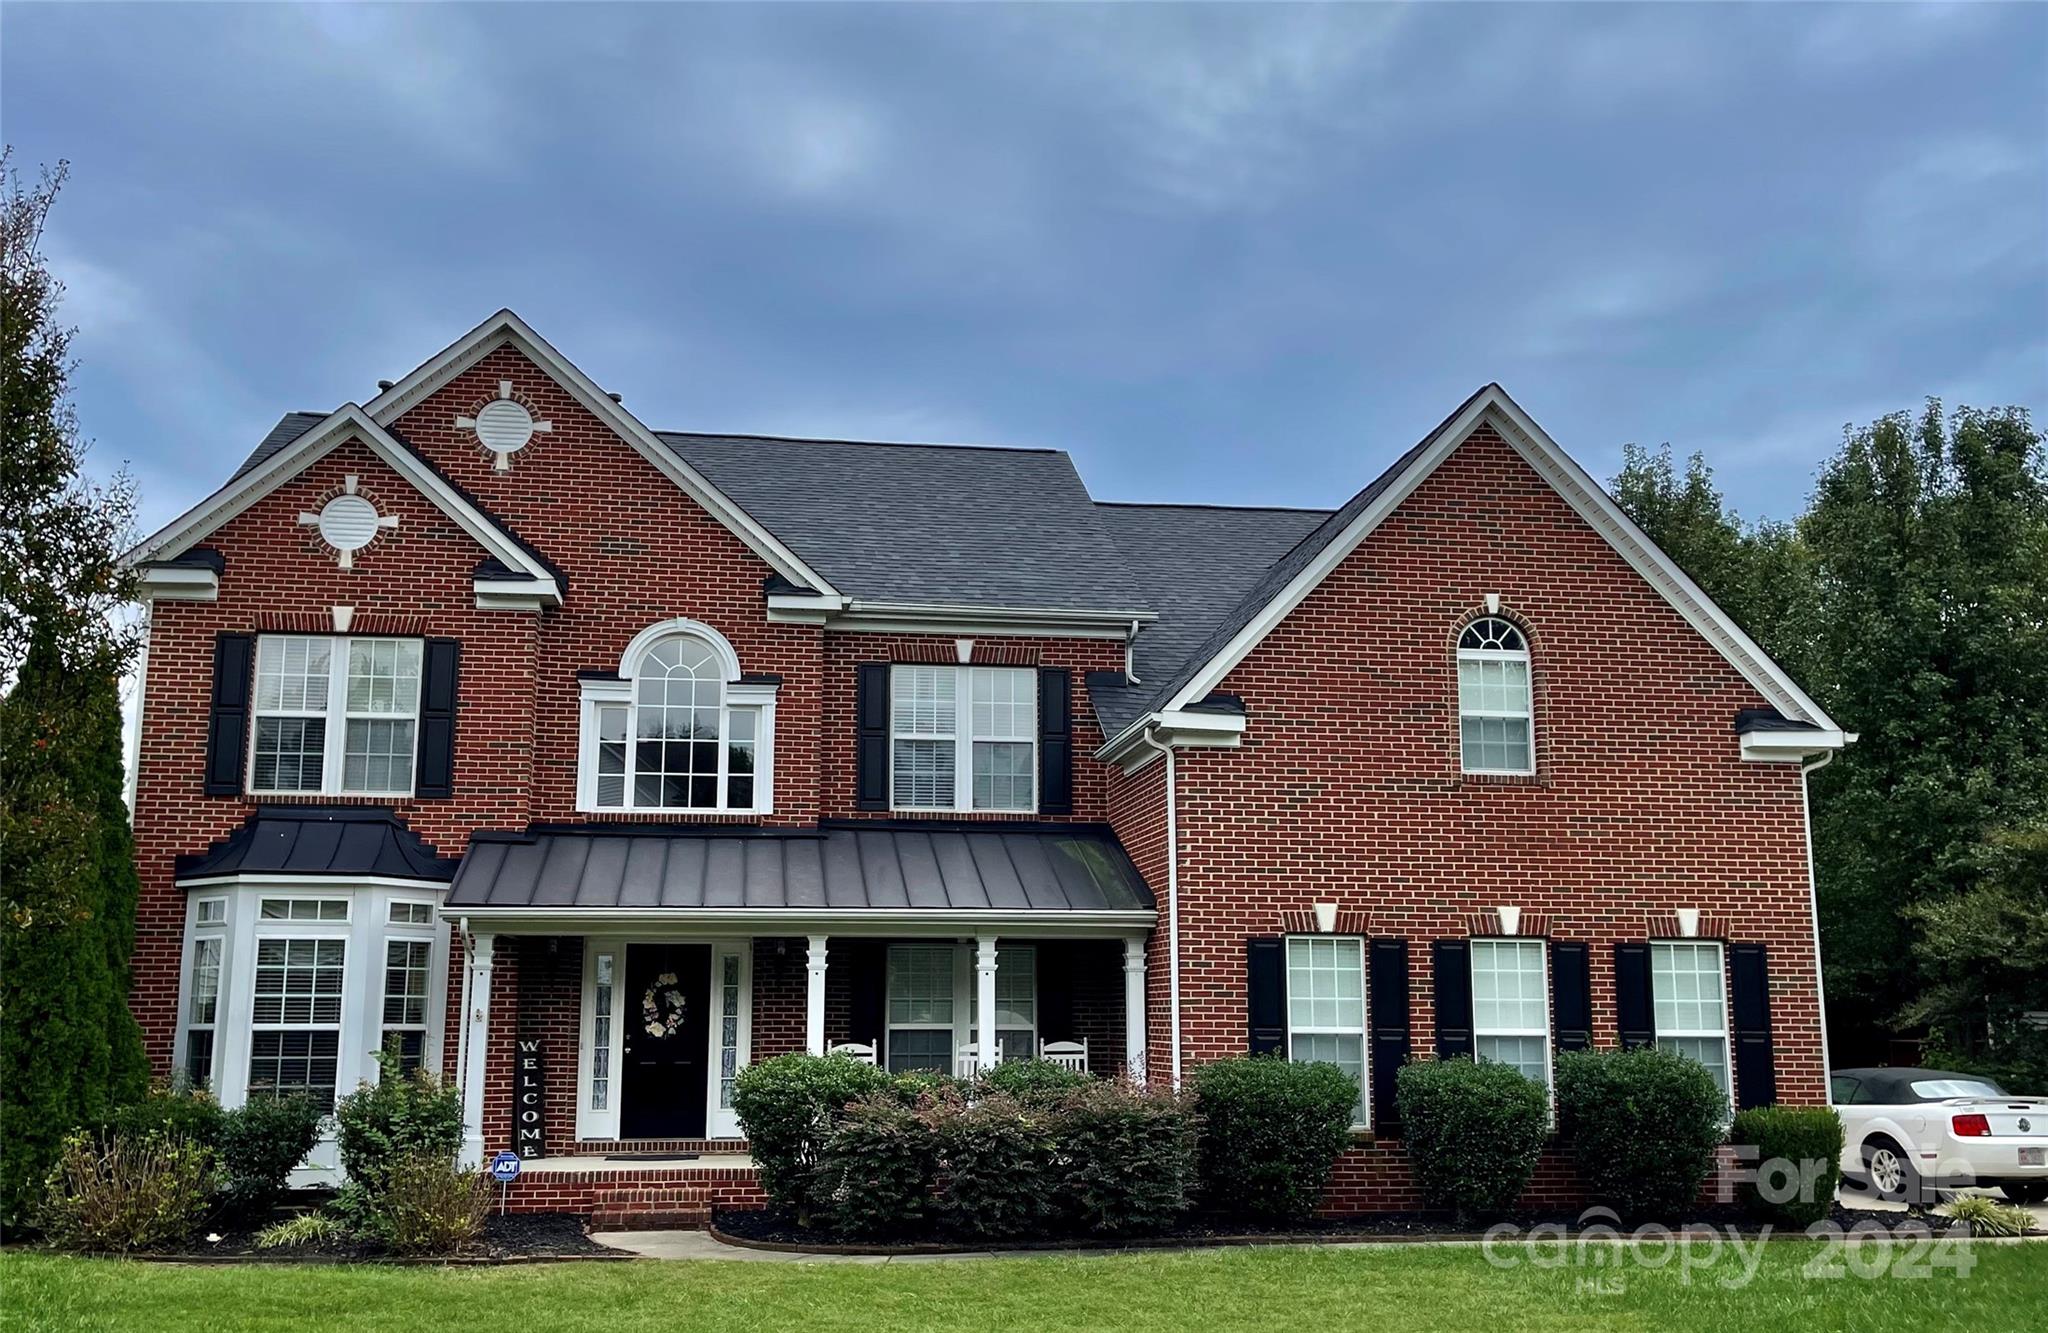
top-left (711, 1202), bottom-right (1948, 1255)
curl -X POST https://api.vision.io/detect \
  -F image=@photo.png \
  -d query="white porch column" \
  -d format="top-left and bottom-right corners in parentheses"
top-left (458, 932), bottom-right (496, 1169)
top-left (805, 934), bottom-right (829, 1055)
top-left (1123, 935), bottom-right (1148, 1083)
top-left (975, 934), bottom-right (999, 1071)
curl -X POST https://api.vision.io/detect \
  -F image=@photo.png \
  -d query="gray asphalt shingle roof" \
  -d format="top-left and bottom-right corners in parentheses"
top-left (444, 823), bottom-right (1155, 913)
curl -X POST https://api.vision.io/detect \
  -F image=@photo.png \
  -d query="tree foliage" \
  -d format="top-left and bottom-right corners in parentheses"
top-left (1, 151), bottom-right (149, 1229)
top-left (1613, 405), bottom-right (2048, 1067)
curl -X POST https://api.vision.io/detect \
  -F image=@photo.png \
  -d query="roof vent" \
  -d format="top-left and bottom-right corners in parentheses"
top-left (455, 380), bottom-right (552, 471)
top-left (607, 391), bottom-right (623, 403)
top-left (376, 379), bottom-right (395, 390)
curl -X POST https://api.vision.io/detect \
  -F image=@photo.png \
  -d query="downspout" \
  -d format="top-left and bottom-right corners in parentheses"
top-left (455, 916), bottom-right (474, 1102)
top-left (1136, 725), bottom-right (1182, 1088)
top-left (1800, 752), bottom-right (1834, 1093)
top-left (1123, 620), bottom-right (1144, 685)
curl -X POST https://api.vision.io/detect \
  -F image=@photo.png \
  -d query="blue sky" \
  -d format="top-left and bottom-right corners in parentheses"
top-left (6, 2), bottom-right (2043, 535)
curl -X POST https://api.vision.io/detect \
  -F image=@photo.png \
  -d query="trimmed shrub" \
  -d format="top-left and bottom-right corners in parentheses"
top-left (217, 1093), bottom-right (324, 1215)
top-left (101, 1084), bottom-right (225, 1151)
top-left (1395, 1058), bottom-right (1550, 1222)
top-left (374, 1154), bottom-right (490, 1255)
top-left (1190, 1057), bottom-right (1357, 1223)
top-left (1728, 1105), bottom-right (1844, 1228)
top-left (888, 1068), bottom-right (966, 1105)
top-left (732, 1052), bottom-right (891, 1217)
top-left (927, 1092), bottom-right (1059, 1240)
top-left (40, 1131), bottom-right (214, 1253)
top-left (333, 1050), bottom-right (464, 1201)
top-left (1058, 1079), bottom-right (1198, 1237)
top-left (811, 1092), bottom-right (939, 1239)
top-left (1555, 1047), bottom-right (1727, 1221)
top-left (976, 1058), bottom-right (1089, 1106)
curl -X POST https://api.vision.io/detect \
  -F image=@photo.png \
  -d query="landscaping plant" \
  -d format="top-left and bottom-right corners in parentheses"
top-left (1190, 1056), bottom-right (1357, 1223)
top-left (39, 1131), bottom-right (214, 1253)
top-left (1554, 1047), bottom-right (1727, 1221)
top-left (253, 1212), bottom-right (347, 1251)
top-left (373, 1153), bottom-right (491, 1255)
top-left (1938, 1194), bottom-right (2036, 1237)
top-left (810, 1091), bottom-right (940, 1239)
top-left (926, 1091), bottom-right (1059, 1240)
top-left (975, 1057), bottom-right (1090, 1106)
top-left (731, 1052), bottom-right (891, 1218)
top-left (1395, 1057), bottom-right (1549, 1223)
top-left (333, 1050), bottom-right (463, 1201)
top-left (1727, 1104), bottom-right (1844, 1228)
top-left (1057, 1078), bottom-right (1198, 1237)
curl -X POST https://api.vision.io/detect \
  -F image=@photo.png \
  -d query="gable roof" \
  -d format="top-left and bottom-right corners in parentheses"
top-left (1095, 383), bottom-right (1841, 753)
top-left (126, 404), bottom-right (562, 602)
top-left (667, 433), bottom-right (1146, 614)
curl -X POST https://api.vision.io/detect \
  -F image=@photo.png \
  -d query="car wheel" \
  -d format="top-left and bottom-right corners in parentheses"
top-left (2000, 1180), bottom-right (2048, 1206)
top-left (1863, 1137), bottom-right (1921, 1203)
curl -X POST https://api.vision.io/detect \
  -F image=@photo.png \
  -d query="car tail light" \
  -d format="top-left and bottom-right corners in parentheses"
top-left (1952, 1113), bottom-right (1992, 1137)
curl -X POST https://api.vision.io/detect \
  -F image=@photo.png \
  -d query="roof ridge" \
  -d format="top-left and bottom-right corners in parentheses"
top-left (661, 429), bottom-right (1066, 457)
top-left (1094, 500), bottom-right (1336, 515)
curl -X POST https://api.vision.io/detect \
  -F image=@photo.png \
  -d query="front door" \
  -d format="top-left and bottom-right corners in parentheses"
top-left (622, 944), bottom-right (711, 1139)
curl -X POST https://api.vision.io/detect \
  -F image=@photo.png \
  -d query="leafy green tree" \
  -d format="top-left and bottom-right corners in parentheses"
top-left (1905, 823), bottom-right (2048, 1091)
top-left (1, 150), bottom-right (148, 1228)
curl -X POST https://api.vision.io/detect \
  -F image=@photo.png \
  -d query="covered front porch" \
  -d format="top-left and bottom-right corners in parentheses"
top-left (442, 822), bottom-right (1156, 1186)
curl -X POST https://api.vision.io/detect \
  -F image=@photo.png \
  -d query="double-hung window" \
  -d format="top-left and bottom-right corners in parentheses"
top-left (885, 943), bottom-right (958, 1074)
top-left (891, 666), bottom-right (1036, 812)
top-left (249, 934), bottom-right (347, 1110)
top-left (581, 628), bottom-right (771, 813)
top-left (250, 635), bottom-right (422, 796)
top-left (1286, 936), bottom-right (1368, 1126)
top-left (183, 898), bottom-right (227, 1091)
top-left (1457, 618), bottom-right (1533, 774)
top-left (1652, 942), bottom-right (1731, 1107)
top-left (1470, 939), bottom-right (1551, 1088)
top-left (381, 940), bottom-right (432, 1074)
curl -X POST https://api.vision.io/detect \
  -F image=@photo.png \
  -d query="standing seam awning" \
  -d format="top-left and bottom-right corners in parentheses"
top-left (443, 822), bottom-right (1155, 916)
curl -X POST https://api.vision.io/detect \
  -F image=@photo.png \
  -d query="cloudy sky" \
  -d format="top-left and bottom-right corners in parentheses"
top-left (6, 2), bottom-right (2043, 535)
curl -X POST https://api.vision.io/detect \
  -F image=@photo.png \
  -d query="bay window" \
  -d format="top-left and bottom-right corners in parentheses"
top-left (891, 665), bottom-right (1036, 812)
top-left (184, 934), bottom-right (223, 1090)
top-left (1286, 936), bottom-right (1368, 1126)
top-left (249, 635), bottom-right (422, 796)
top-left (249, 936), bottom-right (347, 1110)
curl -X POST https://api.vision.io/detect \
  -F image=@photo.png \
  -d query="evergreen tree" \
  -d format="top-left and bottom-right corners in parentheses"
top-left (0, 150), bottom-right (148, 1229)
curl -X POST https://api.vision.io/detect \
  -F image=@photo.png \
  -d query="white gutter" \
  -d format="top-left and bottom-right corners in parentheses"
top-left (432, 906), bottom-right (1157, 931)
top-left (1136, 724), bottom-right (1183, 1088)
top-left (1800, 751), bottom-right (1835, 1095)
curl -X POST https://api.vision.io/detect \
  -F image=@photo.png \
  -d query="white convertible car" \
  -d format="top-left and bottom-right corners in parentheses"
top-left (1833, 1066), bottom-right (2048, 1205)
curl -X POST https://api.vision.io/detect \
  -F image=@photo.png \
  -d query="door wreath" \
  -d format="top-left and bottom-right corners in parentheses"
top-left (641, 972), bottom-right (688, 1038)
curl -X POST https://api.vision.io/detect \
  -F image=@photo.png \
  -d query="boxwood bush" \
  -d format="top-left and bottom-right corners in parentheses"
top-left (1555, 1047), bottom-right (1727, 1221)
top-left (216, 1093), bottom-right (324, 1214)
top-left (1057, 1079), bottom-right (1198, 1237)
top-left (1728, 1105), bottom-right (1843, 1228)
top-left (731, 1052), bottom-right (891, 1219)
top-left (1190, 1056), bottom-right (1357, 1223)
top-left (926, 1091), bottom-right (1059, 1240)
top-left (811, 1092), bottom-right (940, 1239)
top-left (1395, 1057), bottom-right (1549, 1222)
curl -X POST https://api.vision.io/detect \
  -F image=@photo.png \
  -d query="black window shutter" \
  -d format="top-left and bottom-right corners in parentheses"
top-left (204, 633), bottom-right (254, 796)
top-left (1369, 938), bottom-right (1411, 1134)
top-left (1246, 938), bottom-right (1285, 1056)
top-left (1037, 667), bottom-right (1073, 816)
top-left (1615, 943), bottom-right (1655, 1049)
top-left (856, 663), bottom-right (889, 811)
top-left (414, 638), bottom-right (460, 799)
top-left (1730, 943), bottom-right (1776, 1109)
top-left (1037, 942), bottom-right (1076, 1044)
top-left (1431, 939), bottom-right (1474, 1058)
top-left (1550, 941), bottom-right (1592, 1052)
top-left (846, 940), bottom-right (887, 1048)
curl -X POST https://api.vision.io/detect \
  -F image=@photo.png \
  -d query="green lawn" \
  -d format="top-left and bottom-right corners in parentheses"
top-left (4, 1241), bottom-right (2045, 1332)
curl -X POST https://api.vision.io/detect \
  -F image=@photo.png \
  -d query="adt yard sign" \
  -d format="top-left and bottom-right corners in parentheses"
top-left (490, 1151), bottom-right (522, 1183)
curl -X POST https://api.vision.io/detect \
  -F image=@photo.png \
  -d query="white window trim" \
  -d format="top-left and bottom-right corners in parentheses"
top-left (889, 665), bottom-right (1039, 814)
top-left (1456, 621), bottom-right (1535, 777)
top-left (1650, 939), bottom-right (1734, 1111)
top-left (246, 930), bottom-right (350, 1110)
top-left (882, 942), bottom-right (1038, 1073)
top-left (574, 668), bottom-right (777, 817)
top-left (379, 905), bottom-right (439, 1072)
top-left (246, 635), bottom-right (423, 799)
top-left (1283, 934), bottom-right (1371, 1130)
top-left (175, 903), bottom-right (229, 1092)
top-left (576, 937), bottom-right (753, 1142)
top-left (1469, 937), bottom-right (1554, 1092)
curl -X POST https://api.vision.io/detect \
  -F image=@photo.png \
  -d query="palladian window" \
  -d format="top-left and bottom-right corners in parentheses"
top-left (578, 620), bottom-right (776, 814)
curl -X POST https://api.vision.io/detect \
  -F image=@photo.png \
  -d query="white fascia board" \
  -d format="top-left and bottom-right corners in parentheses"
top-left (125, 404), bottom-right (559, 608)
top-left (773, 599), bottom-right (1156, 639)
top-left (361, 310), bottom-right (840, 599)
top-left (435, 906), bottom-right (1156, 934)
top-left (473, 576), bottom-right (563, 611)
top-left (1161, 385), bottom-right (1840, 732)
top-left (1740, 729), bottom-right (1850, 763)
top-left (175, 873), bottom-right (454, 892)
top-left (1096, 709), bottom-right (1246, 770)
top-left (137, 565), bottom-right (219, 602)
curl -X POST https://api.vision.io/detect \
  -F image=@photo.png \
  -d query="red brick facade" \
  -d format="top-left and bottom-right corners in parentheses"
top-left (129, 329), bottom-right (1829, 1220)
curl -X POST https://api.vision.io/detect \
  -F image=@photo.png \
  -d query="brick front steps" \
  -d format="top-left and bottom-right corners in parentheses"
top-left (590, 1183), bottom-right (713, 1231)
top-left (497, 1155), bottom-right (766, 1225)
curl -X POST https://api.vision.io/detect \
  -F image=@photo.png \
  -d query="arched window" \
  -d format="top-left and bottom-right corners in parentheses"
top-left (579, 621), bottom-right (775, 813)
top-left (1456, 616), bottom-right (1533, 774)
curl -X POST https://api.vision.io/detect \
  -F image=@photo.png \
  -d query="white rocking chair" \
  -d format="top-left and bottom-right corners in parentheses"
top-left (956, 1043), bottom-right (983, 1078)
top-left (1039, 1038), bottom-right (1090, 1073)
top-left (828, 1039), bottom-right (879, 1067)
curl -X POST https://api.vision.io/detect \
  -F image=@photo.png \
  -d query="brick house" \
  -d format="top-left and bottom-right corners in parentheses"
top-left (122, 310), bottom-right (1847, 1220)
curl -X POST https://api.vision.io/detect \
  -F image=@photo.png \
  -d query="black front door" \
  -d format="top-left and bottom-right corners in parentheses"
top-left (621, 944), bottom-right (711, 1139)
